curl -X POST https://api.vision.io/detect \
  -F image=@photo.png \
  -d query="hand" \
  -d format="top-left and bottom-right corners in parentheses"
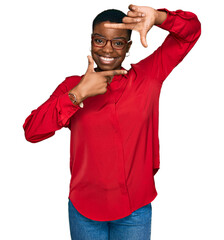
top-left (104, 5), bottom-right (159, 48)
top-left (70, 56), bottom-right (127, 103)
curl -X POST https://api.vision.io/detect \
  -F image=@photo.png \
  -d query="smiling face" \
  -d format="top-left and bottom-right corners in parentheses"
top-left (91, 21), bottom-right (132, 72)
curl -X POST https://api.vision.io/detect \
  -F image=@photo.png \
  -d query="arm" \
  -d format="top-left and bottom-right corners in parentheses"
top-left (23, 57), bottom-right (127, 143)
top-left (23, 76), bottom-right (81, 143)
top-left (136, 8), bottom-right (201, 82)
top-left (105, 5), bottom-right (201, 83)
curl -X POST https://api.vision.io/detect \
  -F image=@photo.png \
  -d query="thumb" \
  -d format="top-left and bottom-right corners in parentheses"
top-left (140, 32), bottom-right (148, 48)
top-left (138, 28), bottom-right (149, 48)
top-left (86, 55), bottom-right (95, 73)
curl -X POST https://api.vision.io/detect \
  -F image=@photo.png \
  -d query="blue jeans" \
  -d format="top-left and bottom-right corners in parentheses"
top-left (68, 199), bottom-right (152, 240)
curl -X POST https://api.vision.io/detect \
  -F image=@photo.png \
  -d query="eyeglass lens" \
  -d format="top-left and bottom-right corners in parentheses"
top-left (92, 36), bottom-right (126, 49)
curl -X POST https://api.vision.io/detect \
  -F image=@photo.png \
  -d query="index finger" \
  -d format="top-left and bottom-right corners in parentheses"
top-left (100, 69), bottom-right (128, 77)
top-left (128, 4), bottom-right (144, 12)
top-left (104, 22), bottom-right (134, 30)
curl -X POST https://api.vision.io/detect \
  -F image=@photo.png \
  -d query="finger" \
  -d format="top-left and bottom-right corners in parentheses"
top-left (104, 22), bottom-right (136, 30)
top-left (100, 69), bottom-right (128, 77)
top-left (105, 76), bottom-right (112, 83)
top-left (104, 22), bottom-right (130, 29)
top-left (128, 4), bottom-right (146, 15)
top-left (128, 4), bottom-right (141, 12)
top-left (123, 16), bottom-right (142, 24)
top-left (127, 10), bottom-right (145, 17)
top-left (86, 55), bottom-right (95, 73)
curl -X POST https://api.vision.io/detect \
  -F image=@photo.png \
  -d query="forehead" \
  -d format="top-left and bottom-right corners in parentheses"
top-left (93, 21), bottom-right (129, 39)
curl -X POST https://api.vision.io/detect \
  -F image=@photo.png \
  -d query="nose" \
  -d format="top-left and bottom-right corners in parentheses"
top-left (103, 40), bottom-right (113, 53)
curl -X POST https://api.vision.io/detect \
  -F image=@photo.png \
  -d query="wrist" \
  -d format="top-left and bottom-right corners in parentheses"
top-left (69, 86), bottom-right (85, 107)
top-left (154, 10), bottom-right (167, 25)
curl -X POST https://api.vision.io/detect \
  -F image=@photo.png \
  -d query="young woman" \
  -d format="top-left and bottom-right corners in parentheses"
top-left (23, 4), bottom-right (201, 240)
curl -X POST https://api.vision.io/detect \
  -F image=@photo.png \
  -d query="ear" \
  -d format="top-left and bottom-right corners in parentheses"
top-left (126, 40), bottom-right (132, 53)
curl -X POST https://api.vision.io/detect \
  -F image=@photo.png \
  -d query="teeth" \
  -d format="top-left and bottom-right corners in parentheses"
top-left (100, 56), bottom-right (115, 61)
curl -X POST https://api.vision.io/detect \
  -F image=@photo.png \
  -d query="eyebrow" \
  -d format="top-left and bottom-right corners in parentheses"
top-left (92, 33), bottom-right (127, 40)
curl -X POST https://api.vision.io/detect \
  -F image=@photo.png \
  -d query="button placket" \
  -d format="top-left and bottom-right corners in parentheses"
top-left (112, 102), bottom-right (133, 211)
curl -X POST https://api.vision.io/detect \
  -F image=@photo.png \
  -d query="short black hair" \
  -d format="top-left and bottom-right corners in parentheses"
top-left (92, 9), bottom-right (132, 40)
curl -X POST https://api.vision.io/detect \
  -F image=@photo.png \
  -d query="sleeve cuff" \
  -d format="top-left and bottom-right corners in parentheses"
top-left (56, 92), bottom-right (81, 126)
top-left (156, 8), bottom-right (175, 31)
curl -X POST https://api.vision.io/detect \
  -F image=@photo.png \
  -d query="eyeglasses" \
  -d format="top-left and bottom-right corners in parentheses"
top-left (91, 34), bottom-right (131, 50)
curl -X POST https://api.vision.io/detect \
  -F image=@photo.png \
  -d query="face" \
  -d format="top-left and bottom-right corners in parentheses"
top-left (91, 21), bottom-right (132, 71)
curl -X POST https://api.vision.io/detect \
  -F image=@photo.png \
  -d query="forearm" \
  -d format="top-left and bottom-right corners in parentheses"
top-left (133, 8), bottom-right (201, 83)
top-left (156, 9), bottom-right (201, 42)
top-left (23, 94), bottom-right (80, 143)
top-left (23, 78), bottom-right (81, 143)
top-left (69, 84), bottom-right (87, 105)
top-left (156, 9), bottom-right (201, 81)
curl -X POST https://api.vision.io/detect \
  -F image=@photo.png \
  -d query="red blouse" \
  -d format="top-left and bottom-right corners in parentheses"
top-left (23, 9), bottom-right (201, 221)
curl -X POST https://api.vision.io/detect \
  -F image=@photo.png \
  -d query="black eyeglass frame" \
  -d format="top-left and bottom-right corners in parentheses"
top-left (91, 34), bottom-right (131, 50)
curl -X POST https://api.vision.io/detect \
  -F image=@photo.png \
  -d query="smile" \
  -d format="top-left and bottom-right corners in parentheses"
top-left (98, 55), bottom-right (118, 64)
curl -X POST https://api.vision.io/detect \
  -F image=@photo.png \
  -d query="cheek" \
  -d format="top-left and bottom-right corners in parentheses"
top-left (91, 47), bottom-right (99, 61)
top-left (117, 48), bottom-right (127, 56)
top-left (119, 50), bottom-right (127, 61)
top-left (91, 45), bottom-right (97, 54)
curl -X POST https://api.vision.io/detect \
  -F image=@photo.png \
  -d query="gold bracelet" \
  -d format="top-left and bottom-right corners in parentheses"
top-left (68, 92), bottom-right (84, 108)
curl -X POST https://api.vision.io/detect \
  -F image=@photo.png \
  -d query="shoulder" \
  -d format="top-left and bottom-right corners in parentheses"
top-left (50, 75), bottom-right (82, 98)
top-left (62, 75), bottom-right (82, 89)
top-left (56, 75), bottom-right (82, 93)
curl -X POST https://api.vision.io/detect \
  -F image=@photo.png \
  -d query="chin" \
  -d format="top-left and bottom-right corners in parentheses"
top-left (96, 63), bottom-right (122, 72)
top-left (98, 65), bottom-right (115, 71)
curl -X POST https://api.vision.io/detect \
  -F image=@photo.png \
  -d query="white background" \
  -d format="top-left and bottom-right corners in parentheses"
top-left (0, 0), bottom-right (223, 239)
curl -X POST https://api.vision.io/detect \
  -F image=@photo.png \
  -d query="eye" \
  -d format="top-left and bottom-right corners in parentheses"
top-left (94, 37), bottom-right (105, 45)
top-left (112, 39), bottom-right (126, 49)
top-left (113, 40), bottom-right (125, 46)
